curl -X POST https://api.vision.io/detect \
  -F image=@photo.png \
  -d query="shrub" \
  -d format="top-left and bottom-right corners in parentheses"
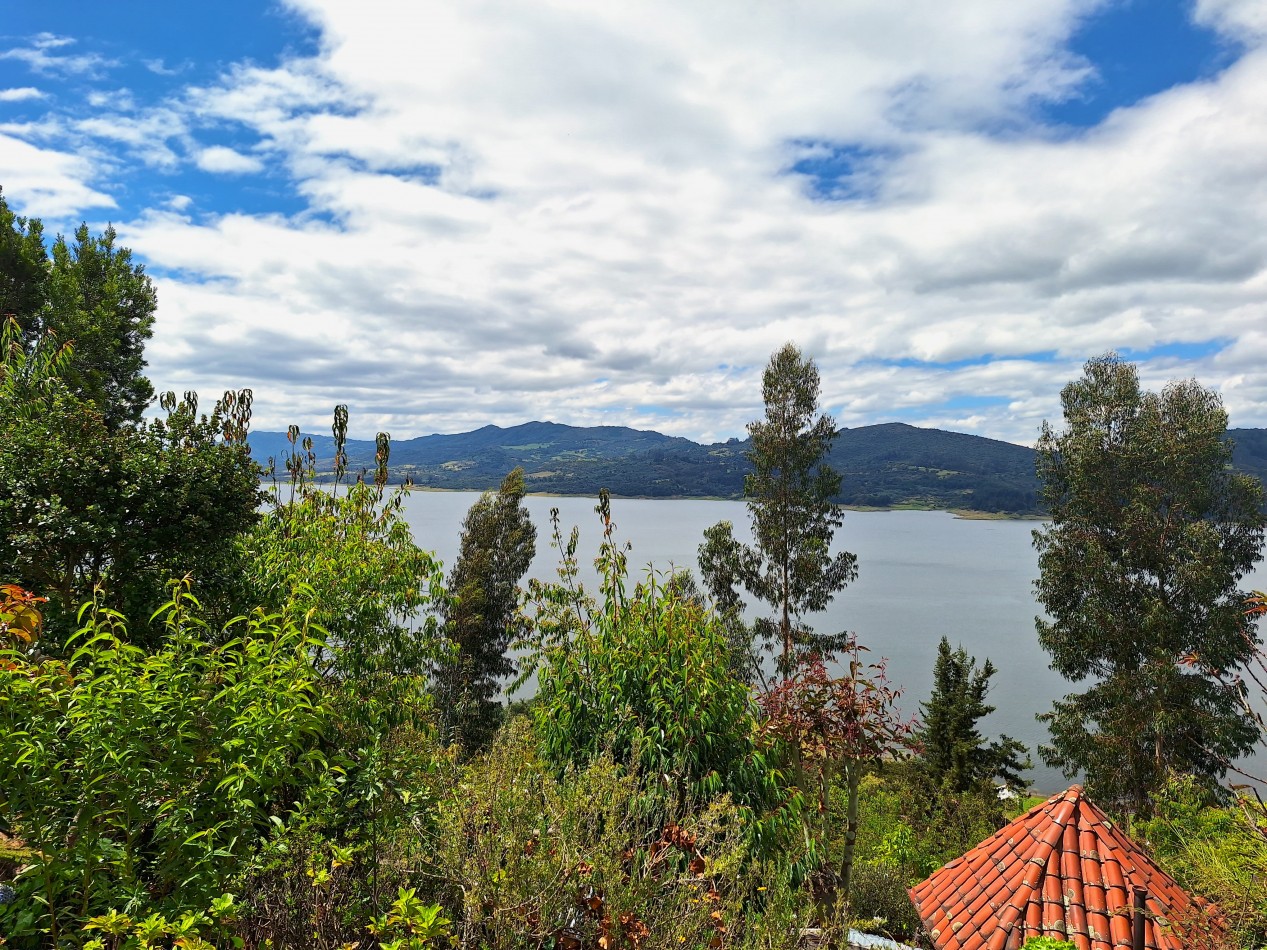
top-left (0, 586), bottom-right (329, 945)
top-left (527, 495), bottom-right (795, 855)
top-left (434, 719), bottom-right (810, 950)
top-left (1137, 775), bottom-right (1267, 947)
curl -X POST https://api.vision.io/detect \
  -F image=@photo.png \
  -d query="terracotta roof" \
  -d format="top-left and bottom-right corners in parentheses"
top-left (907, 786), bottom-right (1225, 950)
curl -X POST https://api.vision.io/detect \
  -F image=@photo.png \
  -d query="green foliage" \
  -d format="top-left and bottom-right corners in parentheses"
top-left (843, 863), bottom-right (923, 941)
top-left (844, 766), bottom-right (1006, 940)
top-left (1019, 938), bottom-right (1077, 950)
top-left (434, 467), bottom-right (536, 753)
top-left (699, 343), bottom-right (857, 677)
top-left (1, 190), bottom-right (156, 429)
top-left (368, 888), bottom-right (454, 950)
top-left (77, 894), bottom-right (242, 950)
top-left (1034, 354), bottom-right (1266, 815)
top-left (241, 444), bottom-right (446, 689)
top-left (0, 585), bottom-right (329, 944)
top-left (918, 637), bottom-right (1029, 791)
top-left (435, 719), bottom-right (809, 950)
top-left (0, 321), bottom-right (261, 646)
top-left (0, 189), bottom-right (47, 328)
top-left (526, 493), bottom-right (796, 857)
top-left (1137, 775), bottom-right (1267, 947)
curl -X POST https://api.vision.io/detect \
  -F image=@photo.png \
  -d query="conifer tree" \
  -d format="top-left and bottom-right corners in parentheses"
top-left (436, 467), bottom-right (536, 752)
top-left (919, 637), bottom-right (1028, 791)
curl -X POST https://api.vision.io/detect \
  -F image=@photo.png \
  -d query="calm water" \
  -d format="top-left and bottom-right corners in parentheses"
top-left (400, 492), bottom-right (1267, 794)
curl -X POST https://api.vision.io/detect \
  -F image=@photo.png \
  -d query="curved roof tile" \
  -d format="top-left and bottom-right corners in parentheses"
top-left (907, 785), bottom-right (1225, 950)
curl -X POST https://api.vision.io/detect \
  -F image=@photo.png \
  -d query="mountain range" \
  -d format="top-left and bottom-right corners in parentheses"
top-left (247, 422), bottom-right (1267, 516)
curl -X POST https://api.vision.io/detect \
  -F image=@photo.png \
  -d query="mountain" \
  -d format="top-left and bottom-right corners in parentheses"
top-left (1230, 428), bottom-right (1267, 489)
top-left (249, 420), bottom-right (1041, 513)
top-left (247, 421), bottom-right (1267, 515)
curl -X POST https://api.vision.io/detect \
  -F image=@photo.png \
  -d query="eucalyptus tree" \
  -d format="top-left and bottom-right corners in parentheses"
top-left (1034, 354), bottom-right (1265, 815)
top-left (698, 343), bottom-right (857, 677)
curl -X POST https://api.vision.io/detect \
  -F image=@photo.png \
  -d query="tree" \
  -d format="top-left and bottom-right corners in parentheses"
top-left (0, 187), bottom-right (48, 326)
top-left (1, 189), bottom-right (156, 429)
top-left (918, 637), bottom-right (1028, 792)
top-left (433, 467), bottom-right (537, 752)
top-left (0, 321), bottom-right (261, 645)
top-left (698, 343), bottom-right (857, 677)
top-left (759, 642), bottom-right (918, 916)
top-left (1033, 354), bottom-right (1266, 815)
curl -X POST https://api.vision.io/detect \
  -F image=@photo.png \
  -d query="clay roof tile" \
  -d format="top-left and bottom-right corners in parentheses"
top-left (907, 786), bottom-right (1225, 950)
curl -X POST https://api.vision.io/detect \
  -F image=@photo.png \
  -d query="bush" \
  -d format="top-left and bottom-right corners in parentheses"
top-left (0, 586), bottom-right (330, 945)
top-left (527, 497), bottom-right (796, 856)
top-left (846, 862), bottom-right (923, 941)
top-left (434, 718), bottom-right (810, 950)
top-left (1137, 775), bottom-right (1267, 947)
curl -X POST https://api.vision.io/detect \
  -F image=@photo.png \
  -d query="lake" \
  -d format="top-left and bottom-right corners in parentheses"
top-left (399, 491), bottom-right (1267, 794)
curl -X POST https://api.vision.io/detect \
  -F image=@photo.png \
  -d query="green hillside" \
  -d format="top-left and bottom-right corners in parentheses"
top-left (250, 420), bottom-right (1041, 513)
top-left (248, 421), bottom-right (1267, 516)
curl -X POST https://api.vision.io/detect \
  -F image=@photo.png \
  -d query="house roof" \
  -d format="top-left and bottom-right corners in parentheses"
top-left (906, 785), bottom-right (1224, 950)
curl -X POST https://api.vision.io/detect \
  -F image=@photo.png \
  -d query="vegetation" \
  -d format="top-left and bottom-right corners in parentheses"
top-left (1, 188), bottom-right (156, 429)
top-left (5, 187), bottom-right (1267, 947)
top-left (699, 343), bottom-right (858, 676)
top-left (918, 637), bottom-right (1029, 792)
top-left (1033, 354), bottom-right (1266, 816)
top-left (0, 320), bottom-right (260, 647)
top-left (433, 467), bottom-right (536, 753)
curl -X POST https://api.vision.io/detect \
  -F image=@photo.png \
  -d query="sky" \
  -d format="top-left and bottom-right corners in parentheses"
top-left (3, 0), bottom-right (1267, 445)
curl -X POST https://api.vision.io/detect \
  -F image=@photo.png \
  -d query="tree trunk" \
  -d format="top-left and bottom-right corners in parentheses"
top-left (837, 763), bottom-right (861, 919)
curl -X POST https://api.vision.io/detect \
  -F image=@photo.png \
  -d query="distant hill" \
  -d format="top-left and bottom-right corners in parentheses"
top-left (247, 421), bottom-right (1267, 516)
top-left (1230, 429), bottom-right (1267, 490)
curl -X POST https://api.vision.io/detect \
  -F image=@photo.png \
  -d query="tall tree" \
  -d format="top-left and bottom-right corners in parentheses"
top-left (435, 467), bottom-right (537, 752)
top-left (45, 224), bottom-right (157, 428)
top-left (698, 343), bottom-right (857, 676)
top-left (1034, 354), bottom-right (1265, 815)
top-left (0, 188), bottom-right (48, 326)
top-left (0, 189), bottom-right (156, 429)
top-left (0, 321), bottom-right (261, 646)
top-left (918, 637), bottom-right (1028, 792)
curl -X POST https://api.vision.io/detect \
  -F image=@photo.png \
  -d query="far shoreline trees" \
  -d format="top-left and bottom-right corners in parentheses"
top-left (1033, 354), bottom-right (1266, 816)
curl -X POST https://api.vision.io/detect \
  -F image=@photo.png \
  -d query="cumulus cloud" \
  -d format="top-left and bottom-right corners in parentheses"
top-left (0, 87), bottom-right (46, 102)
top-left (0, 132), bottom-right (115, 219)
top-left (5, 2), bottom-right (1267, 444)
top-left (195, 145), bottom-right (265, 175)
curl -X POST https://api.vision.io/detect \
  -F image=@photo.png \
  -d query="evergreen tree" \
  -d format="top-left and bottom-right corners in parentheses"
top-left (436, 467), bottom-right (537, 752)
top-left (0, 189), bottom-right (156, 429)
top-left (698, 343), bottom-right (857, 676)
top-left (919, 637), bottom-right (1028, 791)
top-left (1034, 354), bottom-right (1265, 815)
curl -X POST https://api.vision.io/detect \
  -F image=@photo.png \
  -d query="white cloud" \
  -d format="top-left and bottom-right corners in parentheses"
top-left (0, 87), bottom-right (46, 102)
top-left (0, 34), bottom-right (114, 77)
top-left (0, 132), bottom-right (115, 218)
top-left (194, 145), bottom-right (265, 175)
top-left (7, 1), bottom-right (1267, 443)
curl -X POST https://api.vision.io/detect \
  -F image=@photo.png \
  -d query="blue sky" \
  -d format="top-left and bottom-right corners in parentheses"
top-left (3, 0), bottom-right (1267, 444)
